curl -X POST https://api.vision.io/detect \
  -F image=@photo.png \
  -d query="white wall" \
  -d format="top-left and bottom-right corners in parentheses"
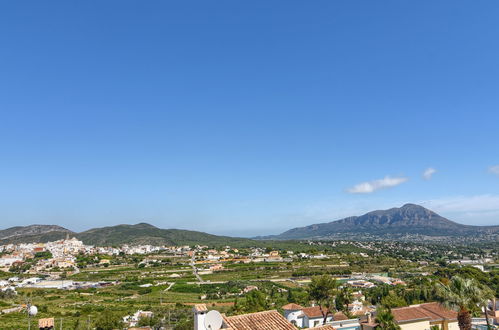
top-left (284, 310), bottom-right (303, 328)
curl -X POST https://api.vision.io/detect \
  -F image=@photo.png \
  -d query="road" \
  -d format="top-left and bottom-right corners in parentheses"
top-left (190, 250), bottom-right (205, 283)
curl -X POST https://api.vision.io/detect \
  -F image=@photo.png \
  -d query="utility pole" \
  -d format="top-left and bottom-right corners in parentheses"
top-left (60, 317), bottom-right (63, 330)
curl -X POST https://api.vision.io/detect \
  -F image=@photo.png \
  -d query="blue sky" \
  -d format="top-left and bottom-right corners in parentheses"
top-left (1, 1), bottom-right (498, 236)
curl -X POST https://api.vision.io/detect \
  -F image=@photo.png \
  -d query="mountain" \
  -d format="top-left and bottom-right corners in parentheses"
top-left (0, 225), bottom-right (73, 244)
top-left (75, 223), bottom-right (252, 246)
top-left (263, 204), bottom-right (499, 240)
top-left (0, 223), bottom-right (253, 246)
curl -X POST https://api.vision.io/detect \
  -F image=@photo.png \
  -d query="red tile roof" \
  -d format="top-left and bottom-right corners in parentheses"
top-left (392, 302), bottom-right (457, 323)
top-left (392, 307), bottom-right (430, 323)
top-left (418, 302), bottom-right (458, 321)
top-left (310, 326), bottom-right (336, 330)
top-left (193, 304), bottom-right (208, 312)
top-left (38, 318), bottom-right (54, 328)
top-left (282, 303), bottom-right (304, 310)
top-left (301, 306), bottom-right (331, 319)
top-left (223, 310), bottom-right (295, 330)
top-left (333, 312), bottom-right (349, 321)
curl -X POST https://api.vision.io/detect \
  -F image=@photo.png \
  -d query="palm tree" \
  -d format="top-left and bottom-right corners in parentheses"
top-left (434, 276), bottom-right (484, 330)
top-left (336, 286), bottom-right (354, 316)
top-left (375, 306), bottom-right (400, 330)
top-left (478, 285), bottom-right (494, 330)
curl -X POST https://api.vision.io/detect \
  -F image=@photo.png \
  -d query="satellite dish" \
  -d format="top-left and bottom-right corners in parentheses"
top-left (204, 310), bottom-right (223, 330)
top-left (28, 305), bottom-right (38, 316)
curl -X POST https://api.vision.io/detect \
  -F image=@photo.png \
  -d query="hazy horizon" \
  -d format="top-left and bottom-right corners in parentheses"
top-left (1, 201), bottom-right (498, 238)
top-left (1, 1), bottom-right (498, 236)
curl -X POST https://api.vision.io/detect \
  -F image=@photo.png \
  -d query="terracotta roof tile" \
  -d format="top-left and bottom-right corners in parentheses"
top-left (194, 304), bottom-right (208, 312)
top-left (333, 312), bottom-right (349, 321)
top-left (419, 302), bottom-right (457, 321)
top-left (282, 303), bottom-right (304, 310)
top-left (392, 302), bottom-right (457, 323)
top-left (302, 306), bottom-right (330, 319)
top-left (310, 326), bottom-right (336, 330)
top-left (223, 310), bottom-right (295, 330)
top-left (392, 307), bottom-right (430, 323)
top-left (38, 318), bottom-right (54, 328)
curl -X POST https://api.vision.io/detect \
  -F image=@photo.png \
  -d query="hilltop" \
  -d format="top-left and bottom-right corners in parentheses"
top-left (0, 225), bottom-right (73, 244)
top-left (75, 223), bottom-right (252, 246)
top-left (261, 204), bottom-right (499, 241)
top-left (0, 223), bottom-right (253, 247)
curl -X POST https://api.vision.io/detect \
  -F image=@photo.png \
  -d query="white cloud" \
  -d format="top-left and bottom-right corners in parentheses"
top-left (489, 165), bottom-right (499, 176)
top-left (422, 167), bottom-right (436, 180)
top-left (347, 176), bottom-right (408, 194)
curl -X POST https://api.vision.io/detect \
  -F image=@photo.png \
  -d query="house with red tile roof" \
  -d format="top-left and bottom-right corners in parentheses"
top-left (282, 304), bottom-right (361, 329)
top-left (361, 302), bottom-right (459, 330)
top-left (194, 304), bottom-right (296, 330)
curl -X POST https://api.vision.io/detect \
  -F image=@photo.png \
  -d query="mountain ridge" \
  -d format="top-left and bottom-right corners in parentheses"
top-left (2, 204), bottom-right (498, 245)
top-left (259, 203), bottom-right (499, 240)
top-left (0, 223), bottom-right (253, 246)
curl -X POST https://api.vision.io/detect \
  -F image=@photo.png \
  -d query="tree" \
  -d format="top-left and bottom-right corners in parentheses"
top-left (93, 312), bottom-right (124, 330)
top-left (336, 286), bottom-right (353, 314)
top-left (478, 285), bottom-right (494, 330)
top-left (243, 290), bottom-right (268, 313)
top-left (435, 276), bottom-right (484, 330)
top-left (375, 306), bottom-right (401, 330)
top-left (381, 292), bottom-right (407, 308)
top-left (308, 275), bottom-right (339, 324)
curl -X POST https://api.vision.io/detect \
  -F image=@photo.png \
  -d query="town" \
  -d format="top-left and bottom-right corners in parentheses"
top-left (0, 236), bottom-right (497, 329)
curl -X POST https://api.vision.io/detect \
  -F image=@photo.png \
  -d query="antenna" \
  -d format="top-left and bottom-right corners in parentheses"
top-left (204, 310), bottom-right (223, 330)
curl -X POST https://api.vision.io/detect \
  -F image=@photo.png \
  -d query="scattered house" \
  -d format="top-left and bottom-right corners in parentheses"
top-left (361, 302), bottom-right (459, 330)
top-left (242, 285), bottom-right (258, 294)
top-left (0, 256), bottom-right (23, 267)
top-left (346, 280), bottom-right (375, 289)
top-left (194, 304), bottom-right (297, 330)
top-left (19, 277), bottom-right (41, 286)
top-left (123, 310), bottom-right (154, 327)
top-left (301, 306), bottom-right (335, 328)
top-left (209, 264), bottom-right (224, 271)
top-left (283, 304), bottom-right (360, 329)
top-left (282, 303), bottom-right (305, 326)
top-left (391, 279), bottom-right (406, 286)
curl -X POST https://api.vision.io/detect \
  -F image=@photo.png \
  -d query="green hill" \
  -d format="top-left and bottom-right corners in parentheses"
top-left (75, 222), bottom-right (252, 246)
top-left (0, 225), bottom-right (73, 244)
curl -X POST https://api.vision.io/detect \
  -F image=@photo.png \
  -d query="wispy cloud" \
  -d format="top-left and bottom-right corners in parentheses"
top-left (347, 176), bottom-right (408, 194)
top-left (489, 165), bottom-right (499, 176)
top-left (421, 194), bottom-right (499, 213)
top-left (422, 167), bottom-right (437, 180)
top-left (420, 195), bottom-right (499, 225)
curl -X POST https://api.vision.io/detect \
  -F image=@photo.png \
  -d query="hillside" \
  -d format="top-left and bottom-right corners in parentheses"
top-left (0, 222), bottom-right (255, 246)
top-left (0, 225), bottom-right (73, 244)
top-left (75, 223), bottom-right (253, 246)
top-left (263, 204), bottom-right (499, 240)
